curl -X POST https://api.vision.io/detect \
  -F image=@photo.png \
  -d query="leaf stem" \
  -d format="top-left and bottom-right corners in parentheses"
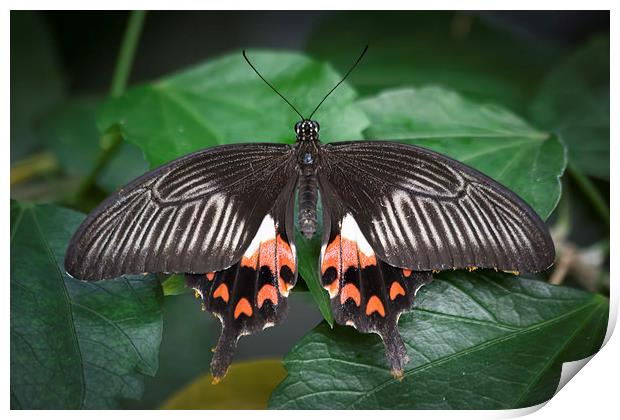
top-left (109, 11), bottom-right (147, 98)
top-left (72, 11), bottom-right (146, 203)
top-left (567, 163), bottom-right (610, 230)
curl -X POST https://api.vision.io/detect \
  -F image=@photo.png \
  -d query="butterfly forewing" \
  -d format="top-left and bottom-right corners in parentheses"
top-left (65, 143), bottom-right (297, 280)
top-left (318, 141), bottom-right (555, 274)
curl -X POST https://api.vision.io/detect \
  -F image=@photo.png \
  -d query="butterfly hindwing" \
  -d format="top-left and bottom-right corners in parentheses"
top-left (186, 192), bottom-right (297, 381)
top-left (320, 204), bottom-right (433, 377)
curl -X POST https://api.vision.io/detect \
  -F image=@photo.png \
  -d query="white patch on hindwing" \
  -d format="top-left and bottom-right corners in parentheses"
top-left (243, 214), bottom-right (276, 258)
top-left (341, 213), bottom-right (374, 256)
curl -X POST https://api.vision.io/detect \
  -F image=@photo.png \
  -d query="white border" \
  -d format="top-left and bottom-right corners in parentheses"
top-left (5, 3), bottom-right (617, 418)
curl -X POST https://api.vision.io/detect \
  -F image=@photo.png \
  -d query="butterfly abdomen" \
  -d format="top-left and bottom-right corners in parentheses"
top-left (298, 164), bottom-right (318, 239)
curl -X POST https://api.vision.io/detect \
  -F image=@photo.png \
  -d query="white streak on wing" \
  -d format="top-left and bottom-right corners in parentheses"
top-left (341, 213), bottom-right (374, 257)
top-left (201, 193), bottom-right (225, 252)
top-left (418, 199), bottom-right (443, 251)
top-left (392, 191), bottom-right (419, 250)
top-left (213, 201), bottom-right (234, 247)
top-left (222, 210), bottom-right (239, 250)
top-left (370, 219), bottom-right (388, 251)
top-left (243, 214), bottom-right (275, 258)
top-left (175, 202), bottom-right (200, 254)
top-left (384, 197), bottom-right (406, 245)
top-left (408, 198), bottom-right (432, 249)
top-left (186, 200), bottom-right (210, 253)
top-left (230, 218), bottom-right (245, 250)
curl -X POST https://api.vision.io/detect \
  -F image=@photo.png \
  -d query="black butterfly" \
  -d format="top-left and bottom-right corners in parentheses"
top-left (65, 47), bottom-right (555, 381)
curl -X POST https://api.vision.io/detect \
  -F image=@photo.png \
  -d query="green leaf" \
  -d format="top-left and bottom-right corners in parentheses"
top-left (530, 35), bottom-right (609, 180)
top-left (358, 86), bottom-right (566, 219)
top-left (161, 274), bottom-right (190, 296)
top-left (297, 232), bottom-right (334, 327)
top-left (10, 200), bottom-right (163, 409)
top-left (98, 50), bottom-right (369, 167)
top-left (38, 98), bottom-right (149, 192)
top-left (307, 11), bottom-right (562, 112)
top-left (161, 359), bottom-right (286, 409)
top-left (269, 271), bottom-right (608, 409)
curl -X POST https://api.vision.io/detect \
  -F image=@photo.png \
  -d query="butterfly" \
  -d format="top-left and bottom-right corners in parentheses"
top-left (65, 46), bottom-right (555, 381)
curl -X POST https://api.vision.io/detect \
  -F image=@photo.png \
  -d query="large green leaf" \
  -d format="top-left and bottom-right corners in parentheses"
top-left (98, 50), bottom-right (369, 167)
top-left (358, 86), bottom-right (566, 219)
top-left (307, 11), bottom-right (562, 112)
top-left (530, 35), bottom-right (609, 180)
top-left (10, 201), bottom-right (163, 409)
top-left (161, 359), bottom-right (286, 409)
top-left (269, 272), bottom-right (608, 409)
top-left (297, 232), bottom-right (334, 327)
top-left (38, 98), bottom-right (150, 192)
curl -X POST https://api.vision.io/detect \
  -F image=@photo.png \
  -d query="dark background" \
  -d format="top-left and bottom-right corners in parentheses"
top-left (11, 10), bottom-right (610, 409)
top-left (44, 11), bottom-right (609, 94)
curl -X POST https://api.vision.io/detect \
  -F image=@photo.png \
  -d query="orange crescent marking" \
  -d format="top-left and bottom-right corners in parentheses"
top-left (213, 283), bottom-right (229, 303)
top-left (257, 284), bottom-right (278, 308)
top-left (321, 235), bottom-right (341, 275)
top-left (340, 283), bottom-right (361, 306)
top-left (324, 279), bottom-right (340, 297)
top-left (206, 272), bottom-right (215, 281)
top-left (390, 281), bottom-right (406, 300)
top-left (402, 269), bottom-right (412, 277)
top-left (234, 298), bottom-right (253, 319)
top-left (366, 295), bottom-right (386, 317)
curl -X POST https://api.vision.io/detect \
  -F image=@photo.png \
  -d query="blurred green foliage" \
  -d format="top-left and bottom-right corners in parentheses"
top-left (10, 11), bottom-right (609, 410)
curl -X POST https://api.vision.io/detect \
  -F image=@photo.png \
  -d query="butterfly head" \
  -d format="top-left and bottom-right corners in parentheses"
top-left (295, 120), bottom-right (320, 142)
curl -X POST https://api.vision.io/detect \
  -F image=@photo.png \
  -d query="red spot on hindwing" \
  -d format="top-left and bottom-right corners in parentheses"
top-left (390, 282), bottom-right (406, 300)
top-left (234, 298), bottom-right (253, 319)
top-left (213, 284), bottom-right (229, 303)
top-left (340, 283), bottom-right (361, 306)
top-left (257, 284), bottom-right (278, 308)
top-left (366, 295), bottom-right (386, 317)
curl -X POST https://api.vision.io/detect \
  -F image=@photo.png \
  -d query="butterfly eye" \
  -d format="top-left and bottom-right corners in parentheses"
top-left (314, 121), bottom-right (320, 132)
top-left (295, 122), bottom-right (302, 134)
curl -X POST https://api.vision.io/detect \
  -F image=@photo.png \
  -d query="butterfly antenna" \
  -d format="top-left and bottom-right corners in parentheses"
top-left (308, 45), bottom-right (369, 120)
top-left (243, 50), bottom-right (306, 121)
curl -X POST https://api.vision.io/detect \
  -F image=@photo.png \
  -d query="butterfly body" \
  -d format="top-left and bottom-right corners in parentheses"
top-left (295, 120), bottom-right (321, 239)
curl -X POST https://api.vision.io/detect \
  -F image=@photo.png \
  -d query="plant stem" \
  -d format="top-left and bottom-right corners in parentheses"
top-left (72, 11), bottom-right (146, 203)
top-left (567, 163), bottom-right (610, 230)
top-left (110, 11), bottom-right (147, 97)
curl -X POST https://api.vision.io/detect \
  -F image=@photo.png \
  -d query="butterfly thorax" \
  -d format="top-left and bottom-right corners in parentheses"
top-left (295, 120), bottom-right (320, 239)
